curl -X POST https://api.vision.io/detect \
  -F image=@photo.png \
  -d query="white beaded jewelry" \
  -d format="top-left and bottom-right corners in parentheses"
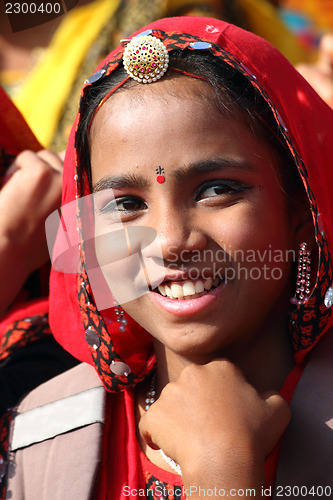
top-left (291, 242), bottom-right (311, 306)
top-left (114, 302), bottom-right (128, 332)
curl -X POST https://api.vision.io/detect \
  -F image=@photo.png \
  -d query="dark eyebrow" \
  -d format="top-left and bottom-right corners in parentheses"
top-left (173, 157), bottom-right (256, 182)
top-left (92, 172), bottom-right (149, 192)
top-left (92, 157), bottom-right (256, 192)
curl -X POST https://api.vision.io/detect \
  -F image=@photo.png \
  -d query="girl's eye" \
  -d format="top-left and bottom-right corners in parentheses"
top-left (195, 180), bottom-right (251, 201)
top-left (99, 196), bottom-right (147, 216)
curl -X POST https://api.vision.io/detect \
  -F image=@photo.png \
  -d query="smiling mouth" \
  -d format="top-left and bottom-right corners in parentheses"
top-left (155, 277), bottom-right (223, 300)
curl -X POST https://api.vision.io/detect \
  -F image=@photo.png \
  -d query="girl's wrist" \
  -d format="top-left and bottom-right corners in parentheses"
top-left (180, 443), bottom-right (265, 498)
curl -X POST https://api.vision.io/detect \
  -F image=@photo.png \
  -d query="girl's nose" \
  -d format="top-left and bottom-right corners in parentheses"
top-left (155, 209), bottom-right (208, 263)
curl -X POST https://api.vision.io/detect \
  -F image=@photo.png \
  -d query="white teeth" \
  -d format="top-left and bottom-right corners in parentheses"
top-left (157, 284), bottom-right (167, 296)
top-left (156, 276), bottom-right (222, 299)
top-left (170, 283), bottom-right (184, 298)
top-left (183, 280), bottom-right (196, 296)
top-left (195, 280), bottom-right (204, 293)
top-left (204, 278), bottom-right (213, 290)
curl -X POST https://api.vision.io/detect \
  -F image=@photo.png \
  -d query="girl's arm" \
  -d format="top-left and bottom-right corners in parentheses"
top-left (0, 150), bottom-right (62, 314)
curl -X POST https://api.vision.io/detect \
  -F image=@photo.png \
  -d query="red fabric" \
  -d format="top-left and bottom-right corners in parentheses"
top-left (0, 86), bottom-right (41, 160)
top-left (0, 298), bottom-right (49, 353)
top-left (0, 298), bottom-right (49, 337)
top-left (140, 452), bottom-right (184, 497)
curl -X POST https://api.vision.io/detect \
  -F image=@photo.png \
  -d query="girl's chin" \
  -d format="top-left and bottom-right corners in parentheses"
top-left (152, 326), bottom-right (232, 363)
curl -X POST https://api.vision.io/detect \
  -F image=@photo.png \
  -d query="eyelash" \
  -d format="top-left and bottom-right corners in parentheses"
top-left (195, 179), bottom-right (252, 201)
top-left (99, 197), bottom-right (147, 217)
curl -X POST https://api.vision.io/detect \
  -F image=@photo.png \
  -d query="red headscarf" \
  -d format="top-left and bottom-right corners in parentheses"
top-left (0, 86), bottom-right (41, 183)
top-left (49, 17), bottom-right (333, 392)
top-left (0, 86), bottom-right (47, 340)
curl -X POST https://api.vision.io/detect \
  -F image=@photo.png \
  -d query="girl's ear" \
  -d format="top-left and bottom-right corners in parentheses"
top-left (292, 199), bottom-right (316, 252)
top-left (291, 200), bottom-right (318, 293)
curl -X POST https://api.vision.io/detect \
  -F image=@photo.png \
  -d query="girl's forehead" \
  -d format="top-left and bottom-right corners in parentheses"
top-left (90, 74), bottom-right (237, 140)
top-left (89, 85), bottom-right (281, 190)
top-left (91, 82), bottom-right (231, 147)
top-left (89, 78), bottom-right (206, 141)
top-left (98, 74), bottom-right (215, 110)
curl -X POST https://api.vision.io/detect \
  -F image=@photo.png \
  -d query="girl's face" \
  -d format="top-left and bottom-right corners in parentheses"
top-left (90, 77), bottom-right (302, 364)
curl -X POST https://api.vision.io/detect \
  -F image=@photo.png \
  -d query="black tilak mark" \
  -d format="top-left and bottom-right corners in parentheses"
top-left (258, 185), bottom-right (264, 191)
top-left (155, 166), bottom-right (165, 175)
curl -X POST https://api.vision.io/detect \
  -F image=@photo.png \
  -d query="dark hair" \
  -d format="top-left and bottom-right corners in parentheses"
top-left (77, 50), bottom-right (304, 200)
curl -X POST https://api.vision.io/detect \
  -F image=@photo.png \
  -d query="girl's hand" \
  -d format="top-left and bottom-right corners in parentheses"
top-left (0, 149), bottom-right (63, 313)
top-left (139, 360), bottom-right (290, 498)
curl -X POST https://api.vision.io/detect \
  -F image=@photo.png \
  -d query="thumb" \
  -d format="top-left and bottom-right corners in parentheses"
top-left (261, 391), bottom-right (291, 456)
top-left (138, 408), bottom-right (161, 451)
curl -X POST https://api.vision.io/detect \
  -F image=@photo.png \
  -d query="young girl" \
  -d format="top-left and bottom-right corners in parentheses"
top-left (3, 16), bottom-right (333, 500)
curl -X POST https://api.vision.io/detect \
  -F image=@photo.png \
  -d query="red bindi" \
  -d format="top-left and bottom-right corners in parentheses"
top-left (156, 166), bottom-right (165, 183)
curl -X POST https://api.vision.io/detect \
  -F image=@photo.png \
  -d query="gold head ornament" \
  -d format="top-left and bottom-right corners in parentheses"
top-left (123, 35), bottom-right (169, 84)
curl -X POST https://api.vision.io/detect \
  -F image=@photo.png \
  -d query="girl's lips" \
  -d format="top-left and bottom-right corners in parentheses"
top-left (149, 280), bottom-right (226, 317)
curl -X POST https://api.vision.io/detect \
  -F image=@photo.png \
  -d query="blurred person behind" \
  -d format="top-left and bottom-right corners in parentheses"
top-left (0, 87), bottom-right (78, 417)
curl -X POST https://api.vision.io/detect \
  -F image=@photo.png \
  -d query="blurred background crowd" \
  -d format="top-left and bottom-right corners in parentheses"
top-left (1, 0), bottom-right (333, 152)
